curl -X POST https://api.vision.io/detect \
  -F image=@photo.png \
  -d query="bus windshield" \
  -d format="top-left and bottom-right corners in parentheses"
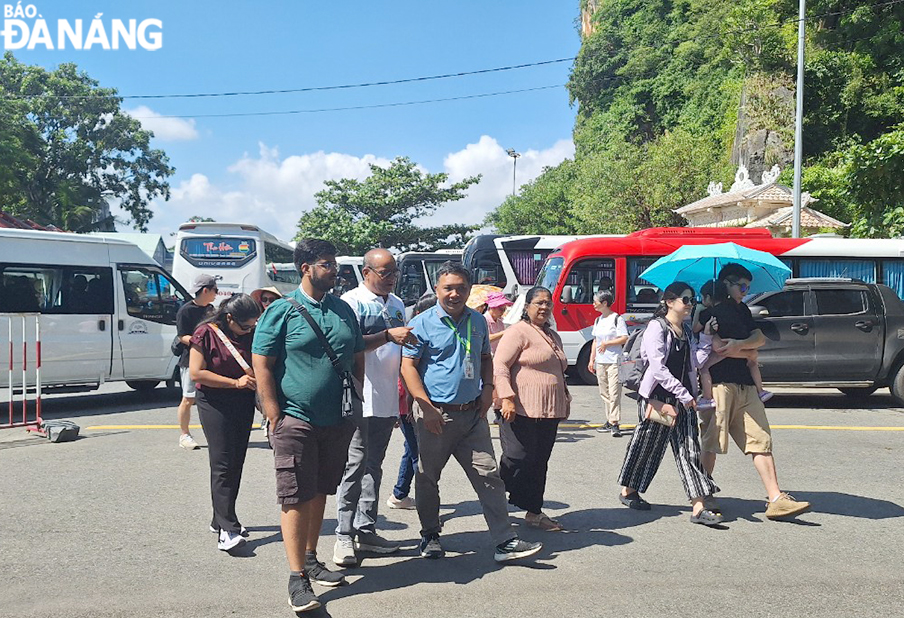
top-left (536, 256), bottom-right (564, 292)
top-left (180, 237), bottom-right (257, 268)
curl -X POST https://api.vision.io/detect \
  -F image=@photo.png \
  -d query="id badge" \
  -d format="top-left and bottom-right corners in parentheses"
top-left (463, 354), bottom-right (475, 380)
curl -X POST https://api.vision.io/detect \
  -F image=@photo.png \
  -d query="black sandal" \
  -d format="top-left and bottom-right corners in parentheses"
top-left (619, 491), bottom-right (651, 511)
top-left (690, 508), bottom-right (724, 526)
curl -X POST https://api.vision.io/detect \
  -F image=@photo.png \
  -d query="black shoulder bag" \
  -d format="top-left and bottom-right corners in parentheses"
top-left (285, 297), bottom-right (363, 419)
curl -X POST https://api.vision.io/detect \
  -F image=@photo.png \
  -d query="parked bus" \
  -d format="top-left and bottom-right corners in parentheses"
top-left (536, 227), bottom-right (904, 383)
top-left (394, 249), bottom-right (463, 309)
top-left (172, 222), bottom-right (296, 303)
top-left (463, 234), bottom-right (611, 296)
top-left (1, 229), bottom-right (192, 393)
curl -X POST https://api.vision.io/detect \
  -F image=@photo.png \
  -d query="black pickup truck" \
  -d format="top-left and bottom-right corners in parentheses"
top-left (747, 278), bottom-right (904, 404)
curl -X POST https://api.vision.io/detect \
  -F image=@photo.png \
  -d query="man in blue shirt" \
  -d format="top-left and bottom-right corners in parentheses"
top-left (401, 261), bottom-right (542, 563)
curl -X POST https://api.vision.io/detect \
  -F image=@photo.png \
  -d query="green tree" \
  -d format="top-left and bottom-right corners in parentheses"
top-left (296, 157), bottom-right (481, 254)
top-left (0, 53), bottom-right (174, 231)
top-left (845, 124), bottom-right (904, 237)
top-left (486, 160), bottom-right (581, 234)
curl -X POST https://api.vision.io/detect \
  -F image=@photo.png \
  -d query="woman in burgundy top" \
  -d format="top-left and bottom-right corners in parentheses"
top-left (189, 293), bottom-right (261, 552)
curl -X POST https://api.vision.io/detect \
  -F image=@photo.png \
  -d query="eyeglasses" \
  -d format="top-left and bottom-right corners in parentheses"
top-left (529, 301), bottom-right (553, 307)
top-left (727, 280), bottom-right (750, 294)
top-left (679, 296), bottom-right (695, 305)
top-left (368, 267), bottom-right (400, 280)
top-left (233, 319), bottom-right (257, 333)
top-left (312, 261), bottom-right (338, 271)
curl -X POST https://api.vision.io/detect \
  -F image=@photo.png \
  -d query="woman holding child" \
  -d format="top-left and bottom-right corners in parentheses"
top-left (616, 282), bottom-right (722, 526)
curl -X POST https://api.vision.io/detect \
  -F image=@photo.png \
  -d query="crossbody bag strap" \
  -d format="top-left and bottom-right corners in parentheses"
top-left (285, 297), bottom-right (344, 378)
top-left (209, 324), bottom-right (253, 375)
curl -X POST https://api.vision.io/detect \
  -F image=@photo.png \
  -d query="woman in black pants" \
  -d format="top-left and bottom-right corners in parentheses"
top-left (617, 281), bottom-right (722, 527)
top-left (189, 294), bottom-right (261, 551)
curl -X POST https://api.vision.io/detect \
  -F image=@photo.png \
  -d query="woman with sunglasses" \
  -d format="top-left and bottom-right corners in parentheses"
top-left (616, 281), bottom-right (722, 527)
top-left (251, 286), bottom-right (283, 310)
top-left (189, 293), bottom-right (262, 551)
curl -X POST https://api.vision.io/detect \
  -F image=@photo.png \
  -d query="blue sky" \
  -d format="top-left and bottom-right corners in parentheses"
top-left (6, 1), bottom-right (581, 240)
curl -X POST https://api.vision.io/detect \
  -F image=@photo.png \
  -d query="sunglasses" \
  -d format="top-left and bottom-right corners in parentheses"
top-left (260, 295), bottom-right (278, 305)
top-left (727, 280), bottom-right (751, 294)
top-left (368, 267), bottom-right (400, 280)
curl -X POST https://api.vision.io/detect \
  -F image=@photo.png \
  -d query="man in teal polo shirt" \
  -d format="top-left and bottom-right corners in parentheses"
top-left (253, 238), bottom-right (364, 613)
top-left (401, 261), bottom-right (542, 563)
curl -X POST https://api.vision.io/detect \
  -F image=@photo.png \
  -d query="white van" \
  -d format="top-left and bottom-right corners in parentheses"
top-left (0, 229), bottom-right (192, 392)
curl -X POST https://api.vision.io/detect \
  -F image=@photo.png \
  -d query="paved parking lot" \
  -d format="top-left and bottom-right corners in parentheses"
top-left (2, 383), bottom-right (903, 618)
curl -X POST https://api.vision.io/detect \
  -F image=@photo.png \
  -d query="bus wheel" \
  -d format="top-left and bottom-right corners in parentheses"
top-left (126, 380), bottom-right (160, 392)
top-left (576, 344), bottom-right (596, 385)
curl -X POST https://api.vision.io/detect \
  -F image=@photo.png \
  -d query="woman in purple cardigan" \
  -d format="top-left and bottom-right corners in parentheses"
top-left (616, 281), bottom-right (722, 527)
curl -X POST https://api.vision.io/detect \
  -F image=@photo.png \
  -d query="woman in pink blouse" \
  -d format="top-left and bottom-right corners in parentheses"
top-left (493, 286), bottom-right (570, 531)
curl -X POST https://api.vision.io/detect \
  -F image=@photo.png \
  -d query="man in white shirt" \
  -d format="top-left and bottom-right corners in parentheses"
top-left (333, 248), bottom-right (417, 566)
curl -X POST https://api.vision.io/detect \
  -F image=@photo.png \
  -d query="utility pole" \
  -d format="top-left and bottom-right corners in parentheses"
top-left (506, 148), bottom-right (520, 197)
top-left (792, 0), bottom-right (806, 238)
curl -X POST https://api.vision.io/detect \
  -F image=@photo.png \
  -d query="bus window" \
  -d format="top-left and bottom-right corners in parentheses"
top-left (537, 257), bottom-right (564, 292)
top-left (396, 263), bottom-right (427, 306)
top-left (334, 264), bottom-right (359, 296)
top-left (265, 241), bottom-right (294, 264)
top-left (180, 237), bottom-right (257, 268)
top-left (560, 259), bottom-right (615, 304)
top-left (120, 267), bottom-right (189, 325)
top-left (799, 259), bottom-right (876, 282)
top-left (882, 260), bottom-right (904, 299)
top-left (627, 257), bottom-right (662, 310)
top-left (506, 250), bottom-right (552, 287)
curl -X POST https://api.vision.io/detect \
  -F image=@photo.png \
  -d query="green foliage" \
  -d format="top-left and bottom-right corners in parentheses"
top-left (0, 53), bottom-right (174, 231)
top-left (492, 0), bottom-right (904, 237)
top-left (296, 157), bottom-right (481, 254)
top-left (846, 125), bottom-right (904, 237)
top-left (486, 161), bottom-right (580, 234)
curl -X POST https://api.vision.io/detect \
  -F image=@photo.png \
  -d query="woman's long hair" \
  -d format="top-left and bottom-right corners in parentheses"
top-left (521, 286), bottom-right (552, 323)
top-left (199, 293), bottom-right (261, 334)
top-left (653, 281), bottom-right (693, 318)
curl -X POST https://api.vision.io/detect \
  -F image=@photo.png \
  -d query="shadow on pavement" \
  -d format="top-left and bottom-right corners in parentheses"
top-left (555, 505), bottom-right (688, 532)
top-left (791, 491), bottom-right (904, 519)
top-left (315, 525), bottom-right (630, 610)
top-left (768, 391), bottom-right (904, 411)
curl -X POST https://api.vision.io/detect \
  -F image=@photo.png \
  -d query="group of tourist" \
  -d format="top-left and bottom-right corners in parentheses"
top-left (174, 239), bottom-right (811, 613)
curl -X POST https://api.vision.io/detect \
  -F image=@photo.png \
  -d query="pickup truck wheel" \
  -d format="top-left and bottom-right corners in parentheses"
top-left (838, 387), bottom-right (878, 398)
top-left (576, 343), bottom-right (597, 385)
top-left (890, 365), bottom-right (904, 406)
top-left (126, 380), bottom-right (160, 392)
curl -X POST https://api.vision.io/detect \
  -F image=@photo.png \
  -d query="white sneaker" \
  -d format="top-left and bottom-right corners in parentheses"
top-left (218, 529), bottom-right (246, 552)
top-left (386, 495), bottom-right (416, 510)
top-left (210, 525), bottom-right (248, 537)
top-left (179, 434), bottom-right (199, 450)
top-left (333, 536), bottom-right (356, 566)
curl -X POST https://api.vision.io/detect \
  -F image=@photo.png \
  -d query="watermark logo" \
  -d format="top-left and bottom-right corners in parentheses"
top-left (2, 3), bottom-right (163, 50)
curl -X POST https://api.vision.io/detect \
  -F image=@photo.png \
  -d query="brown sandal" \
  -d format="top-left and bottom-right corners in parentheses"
top-left (525, 512), bottom-right (563, 531)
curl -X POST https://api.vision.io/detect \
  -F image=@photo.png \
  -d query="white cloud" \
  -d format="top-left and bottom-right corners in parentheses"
top-left (437, 135), bottom-right (575, 227)
top-left (126, 105), bottom-right (199, 141)
top-left (140, 136), bottom-right (574, 242)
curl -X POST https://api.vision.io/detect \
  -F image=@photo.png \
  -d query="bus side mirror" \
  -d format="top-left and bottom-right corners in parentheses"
top-left (560, 287), bottom-right (572, 304)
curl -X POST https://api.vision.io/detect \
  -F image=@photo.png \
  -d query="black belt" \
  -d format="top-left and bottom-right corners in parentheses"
top-left (432, 400), bottom-right (476, 412)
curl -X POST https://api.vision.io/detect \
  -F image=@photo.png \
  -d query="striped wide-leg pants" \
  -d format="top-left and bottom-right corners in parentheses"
top-left (617, 399), bottom-right (719, 501)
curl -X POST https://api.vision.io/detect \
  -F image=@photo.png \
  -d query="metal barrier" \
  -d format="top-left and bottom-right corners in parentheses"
top-left (1, 313), bottom-right (43, 432)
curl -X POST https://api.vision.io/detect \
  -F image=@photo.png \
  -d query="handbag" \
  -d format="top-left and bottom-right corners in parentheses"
top-left (285, 297), bottom-right (363, 419)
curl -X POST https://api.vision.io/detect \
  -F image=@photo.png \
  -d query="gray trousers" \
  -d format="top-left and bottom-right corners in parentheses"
top-left (335, 415), bottom-right (397, 538)
top-left (412, 402), bottom-right (516, 546)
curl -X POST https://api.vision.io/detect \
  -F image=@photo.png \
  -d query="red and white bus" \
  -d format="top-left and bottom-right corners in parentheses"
top-left (535, 227), bottom-right (904, 383)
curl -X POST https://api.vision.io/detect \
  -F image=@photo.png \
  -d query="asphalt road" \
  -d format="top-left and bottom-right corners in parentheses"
top-left (2, 383), bottom-right (903, 618)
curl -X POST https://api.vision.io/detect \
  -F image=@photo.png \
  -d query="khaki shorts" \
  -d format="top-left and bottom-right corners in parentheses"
top-left (269, 414), bottom-right (355, 505)
top-left (700, 383), bottom-right (772, 455)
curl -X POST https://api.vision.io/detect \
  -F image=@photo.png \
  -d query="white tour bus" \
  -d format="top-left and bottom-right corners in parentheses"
top-left (0, 229), bottom-right (193, 392)
top-left (172, 222), bottom-right (297, 303)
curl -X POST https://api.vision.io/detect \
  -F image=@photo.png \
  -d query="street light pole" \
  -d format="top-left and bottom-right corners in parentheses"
top-left (506, 148), bottom-right (521, 197)
top-left (792, 0), bottom-right (806, 238)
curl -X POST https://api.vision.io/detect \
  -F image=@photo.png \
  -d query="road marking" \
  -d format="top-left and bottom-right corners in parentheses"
top-left (84, 423), bottom-right (904, 432)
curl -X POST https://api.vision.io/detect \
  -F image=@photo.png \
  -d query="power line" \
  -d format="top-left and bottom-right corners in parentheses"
top-left (130, 84), bottom-right (565, 119)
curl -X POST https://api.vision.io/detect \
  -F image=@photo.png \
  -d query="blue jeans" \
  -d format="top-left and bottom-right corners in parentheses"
top-left (392, 414), bottom-right (419, 499)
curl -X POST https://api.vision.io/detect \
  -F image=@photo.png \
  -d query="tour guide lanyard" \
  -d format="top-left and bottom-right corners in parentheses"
top-left (442, 314), bottom-right (471, 357)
